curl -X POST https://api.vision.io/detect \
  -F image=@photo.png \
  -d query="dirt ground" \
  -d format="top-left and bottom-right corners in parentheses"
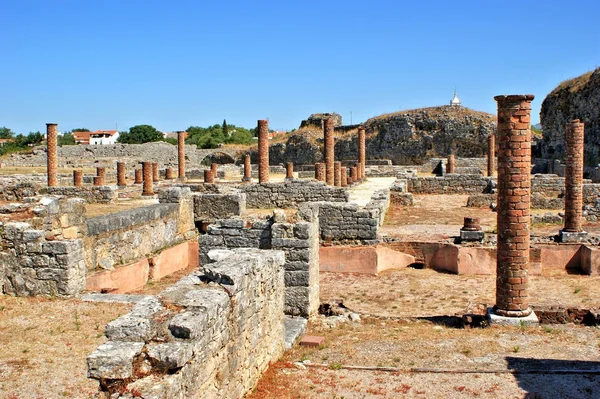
top-left (0, 297), bottom-right (132, 399)
top-left (84, 198), bottom-right (158, 218)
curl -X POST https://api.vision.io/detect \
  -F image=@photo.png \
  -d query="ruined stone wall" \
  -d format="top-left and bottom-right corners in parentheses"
top-left (43, 186), bottom-right (117, 204)
top-left (407, 175), bottom-right (492, 194)
top-left (193, 192), bottom-right (246, 222)
top-left (419, 157), bottom-right (487, 174)
top-left (0, 177), bottom-right (41, 201)
top-left (84, 188), bottom-right (195, 272)
top-left (241, 180), bottom-right (348, 209)
top-left (87, 249), bottom-right (285, 399)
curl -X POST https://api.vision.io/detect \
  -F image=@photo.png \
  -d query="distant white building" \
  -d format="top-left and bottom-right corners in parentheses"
top-left (450, 90), bottom-right (461, 107)
top-left (89, 130), bottom-right (120, 145)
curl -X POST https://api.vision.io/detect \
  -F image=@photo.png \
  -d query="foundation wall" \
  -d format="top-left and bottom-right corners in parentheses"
top-left (240, 180), bottom-right (348, 209)
top-left (192, 192), bottom-right (246, 222)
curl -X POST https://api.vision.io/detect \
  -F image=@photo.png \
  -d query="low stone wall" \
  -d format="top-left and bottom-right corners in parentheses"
top-left (84, 188), bottom-right (195, 273)
top-left (43, 186), bottom-right (117, 204)
top-left (241, 180), bottom-right (348, 208)
top-left (193, 192), bottom-right (246, 222)
top-left (0, 177), bottom-right (42, 201)
top-left (419, 157), bottom-right (487, 174)
top-left (87, 249), bottom-right (285, 398)
top-left (199, 208), bottom-right (320, 317)
top-left (407, 174), bottom-right (492, 194)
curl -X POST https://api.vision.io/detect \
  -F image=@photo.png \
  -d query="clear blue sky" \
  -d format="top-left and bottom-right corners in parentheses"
top-left (2, 1), bottom-right (599, 134)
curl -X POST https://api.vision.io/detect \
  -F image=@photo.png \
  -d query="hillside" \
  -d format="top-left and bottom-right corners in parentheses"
top-left (539, 67), bottom-right (600, 165)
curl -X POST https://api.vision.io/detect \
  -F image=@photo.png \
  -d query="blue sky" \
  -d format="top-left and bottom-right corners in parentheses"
top-left (2, 1), bottom-right (599, 134)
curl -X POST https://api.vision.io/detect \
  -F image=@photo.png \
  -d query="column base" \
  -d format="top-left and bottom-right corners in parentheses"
top-left (559, 230), bottom-right (588, 243)
top-left (487, 307), bottom-right (538, 326)
top-left (242, 177), bottom-right (252, 182)
top-left (460, 229), bottom-right (485, 242)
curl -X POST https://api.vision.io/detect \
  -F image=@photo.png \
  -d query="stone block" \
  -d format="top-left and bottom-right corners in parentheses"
top-left (87, 341), bottom-right (144, 380)
top-left (105, 314), bottom-right (155, 342)
top-left (168, 310), bottom-right (209, 340)
top-left (147, 342), bottom-right (194, 370)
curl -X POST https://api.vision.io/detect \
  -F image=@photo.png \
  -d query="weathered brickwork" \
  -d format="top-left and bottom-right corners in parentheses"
top-left (258, 120), bottom-right (269, 183)
top-left (142, 162), bottom-right (153, 195)
top-left (494, 94), bottom-right (534, 318)
top-left (177, 130), bottom-right (186, 179)
top-left (243, 154), bottom-right (252, 181)
top-left (152, 162), bottom-right (159, 182)
top-left (134, 168), bottom-right (142, 184)
top-left (358, 126), bottom-right (366, 179)
top-left (334, 161), bottom-right (341, 187)
top-left (286, 162), bottom-right (294, 179)
top-left (87, 249), bottom-right (285, 399)
top-left (324, 118), bottom-right (335, 185)
top-left (46, 123), bottom-right (58, 187)
top-left (73, 170), bottom-right (83, 187)
top-left (488, 134), bottom-right (495, 176)
top-left (240, 180), bottom-right (348, 209)
top-left (564, 120), bottom-right (585, 232)
top-left (447, 154), bottom-right (455, 174)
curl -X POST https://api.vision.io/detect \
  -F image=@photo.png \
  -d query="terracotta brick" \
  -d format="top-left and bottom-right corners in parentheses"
top-left (46, 123), bottom-right (58, 187)
top-left (142, 162), bottom-right (154, 195)
top-left (73, 170), bottom-right (83, 187)
top-left (324, 118), bottom-right (335, 185)
top-left (258, 120), bottom-right (269, 183)
top-left (564, 119), bottom-right (585, 232)
top-left (177, 131), bottom-right (186, 178)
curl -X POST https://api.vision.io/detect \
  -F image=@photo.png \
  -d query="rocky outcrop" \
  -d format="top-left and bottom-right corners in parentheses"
top-left (540, 67), bottom-right (600, 166)
top-left (300, 112), bottom-right (342, 129)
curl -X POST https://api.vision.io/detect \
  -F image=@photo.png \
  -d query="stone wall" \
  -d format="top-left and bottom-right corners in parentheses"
top-left (407, 175), bottom-right (492, 194)
top-left (43, 186), bottom-right (117, 204)
top-left (241, 180), bottom-right (348, 209)
top-left (0, 177), bottom-right (41, 201)
top-left (84, 188), bottom-right (195, 273)
top-left (193, 192), bottom-right (246, 222)
top-left (87, 249), bottom-right (285, 399)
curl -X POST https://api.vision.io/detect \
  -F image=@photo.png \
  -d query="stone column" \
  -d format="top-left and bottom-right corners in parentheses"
top-left (165, 167), bottom-right (174, 180)
top-left (46, 123), bottom-right (58, 187)
top-left (447, 154), bottom-right (455, 174)
top-left (117, 162), bottom-right (126, 186)
top-left (177, 131), bottom-right (186, 179)
top-left (286, 162), bottom-right (294, 179)
top-left (488, 133), bottom-right (496, 177)
top-left (341, 167), bottom-right (348, 187)
top-left (258, 119), bottom-right (269, 183)
top-left (358, 126), bottom-right (366, 180)
top-left (204, 169), bottom-right (214, 183)
top-left (152, 163), bottom-right (159, 182)
top-left (562, 119), bottom-right (586, 240)
top-left (493, 94), bottom-right (534, 319)
top-left (134, 168), bottom-right (143, 184)
top-left (142, 162), bottom-right (153, 196)
top-left (334, 161), bottom-right (342, 187)
top-left (324, 118), bottom-right (335, 185)
top-left (73, 170), bottom-right (83, 187)
top-left (243, 154), bottom-right (252, 182)
top-left (351, 165), bottom-right (358, 183)
top-left (95, 167), bottom-right (106, 186)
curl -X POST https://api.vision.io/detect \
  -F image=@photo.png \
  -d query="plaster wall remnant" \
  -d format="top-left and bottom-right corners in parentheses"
top-left (334, 161), bottom-right (341, 187)
top-left (204, 169), bottom-right (214, 184)
top-left (134, 168), bottom-right (142, 184)
top-left (243, 154), bottom-right (252, 182)
top-left (358, 126), bottom-right (366, 180)
top-left (488, 133), bottom-right (496, 176)
top-left (116, 162), bottom-right (126, 186)
top-left (564, 119), bottom-right (585, 233)
top-left (152, 162), bottom-right (159, 182)
top-left (494, 94), bottom-right (534, 318)
top-left (73, 170), bottom-right (83, 187)
top-left (447, 154), bottom-right (455, 174)
top-left (142, 162), bottom-right (153, 196)
top-left (324, 118), bottom-right (335, 185)
top-left (46, 123), bottom-right (58, 187)
top-left (177, 130), bottom-right (186, 179)
top-left (258, 119), bottom-right (269, 183)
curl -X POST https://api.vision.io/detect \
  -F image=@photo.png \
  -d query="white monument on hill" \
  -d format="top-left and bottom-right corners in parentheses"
top-left (450, 90), bottom-right (461, 107)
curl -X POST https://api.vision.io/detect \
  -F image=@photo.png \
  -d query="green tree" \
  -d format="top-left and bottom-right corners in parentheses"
top-left (223, 119), bottom-right (228, 137)
top-left (117, 125), bottom-right (163, 144)
top-left (58, 132), bottom-right (76, 146)
top-left (0, 127), bottom-right (14, 139)
top-left (71, 128), bottom-right (90, 132)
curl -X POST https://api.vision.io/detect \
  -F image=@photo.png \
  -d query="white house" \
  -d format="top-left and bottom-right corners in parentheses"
top-left (89, 130), bottom-right (120, 145)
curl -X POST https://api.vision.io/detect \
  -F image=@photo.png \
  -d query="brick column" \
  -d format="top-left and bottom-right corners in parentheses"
top-left (152, 163), bottom-right (159, 182)
top-left (563, 119), bottom-right (585, 234)
top-left (117, 162), bottom-right (126, 186)
top-left (142, 162), bottom-right (153, 195)
top-left (204, 169), bottom-right (214, 183)
top-left (95, 167), bottom-right (106, 186)
top-left (494, 94), bottom-right (534, 318)
top-left (315, 163), bottom-right (326, 182)
top-left (165, 167), bottom-right (174, 180)
top-left (177, 131), bottom-right (186, 179)
top-left (447, 154), bottom-right (455, 174)
top-left (46, 123), bottom-right (58, 187)
top-left (286, 162), bottom-right (294, 179)
top-left (73, 170), bottom-right (83, 187)
top-left (258, 119), bottom-right (269, 183)
top-left (134, 168), bottom-right (143, 184)
top-left (334, 161), bottom-right (342, 187)
top-left (341, 167), bottom-right (348, 187)
top-left (351, 165), bottom-right (358, 183)
top-left (211, 163), bottom-right (218, 180)
top-left (488, 133), bottom-right (496, 177)
top-left (358, 126), bottom-right (366, 180)
top-left (323, 118), bottom-right (335, 185)
top-left (243, 154), bottom-right (252, 182)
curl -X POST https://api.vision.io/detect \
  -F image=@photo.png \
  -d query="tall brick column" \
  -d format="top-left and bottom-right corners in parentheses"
top-left (351, 165), bottom-right (358, 183)
top-left (243, 154), bottom-right (252, 182)
top-left (341, 167), bottom-right (348, 187)
top-left (494, 94), bottom-right (534, 318)
top-left (95, 167), bottom-right (106, 186)
top-left (562, 119), bottom-right (586, 238)
top-left (334, 161), bottom-right (342, 187)
top-left (447, 154), bottom-right (455, 174)
top-left (488, 133), bottom-right (496, 177)
top-left (177, 131), bottom-right (186, 179)
top-left (204, 169), bottom-right (214, 183)
top-left (46, 123), bottom-right (58, 187)
top-left (324, 118), bottom-right (335, 185)
top-left (142, 162), bottom-right (153, 195)
top-left (73, 170), bottom-right (83, 187)
top-left (358, 126), bottom-right (366, 180)
top-left (258, 119), bottom-right (269, 183)
top-left (117, 162), bottom-right (126, 186)
top-left (152, 163), bottom-right (159, 182)
top-left (286, 162), bottom-right (294, 179)
top-left (134, 168), bottom-right (143, 184)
